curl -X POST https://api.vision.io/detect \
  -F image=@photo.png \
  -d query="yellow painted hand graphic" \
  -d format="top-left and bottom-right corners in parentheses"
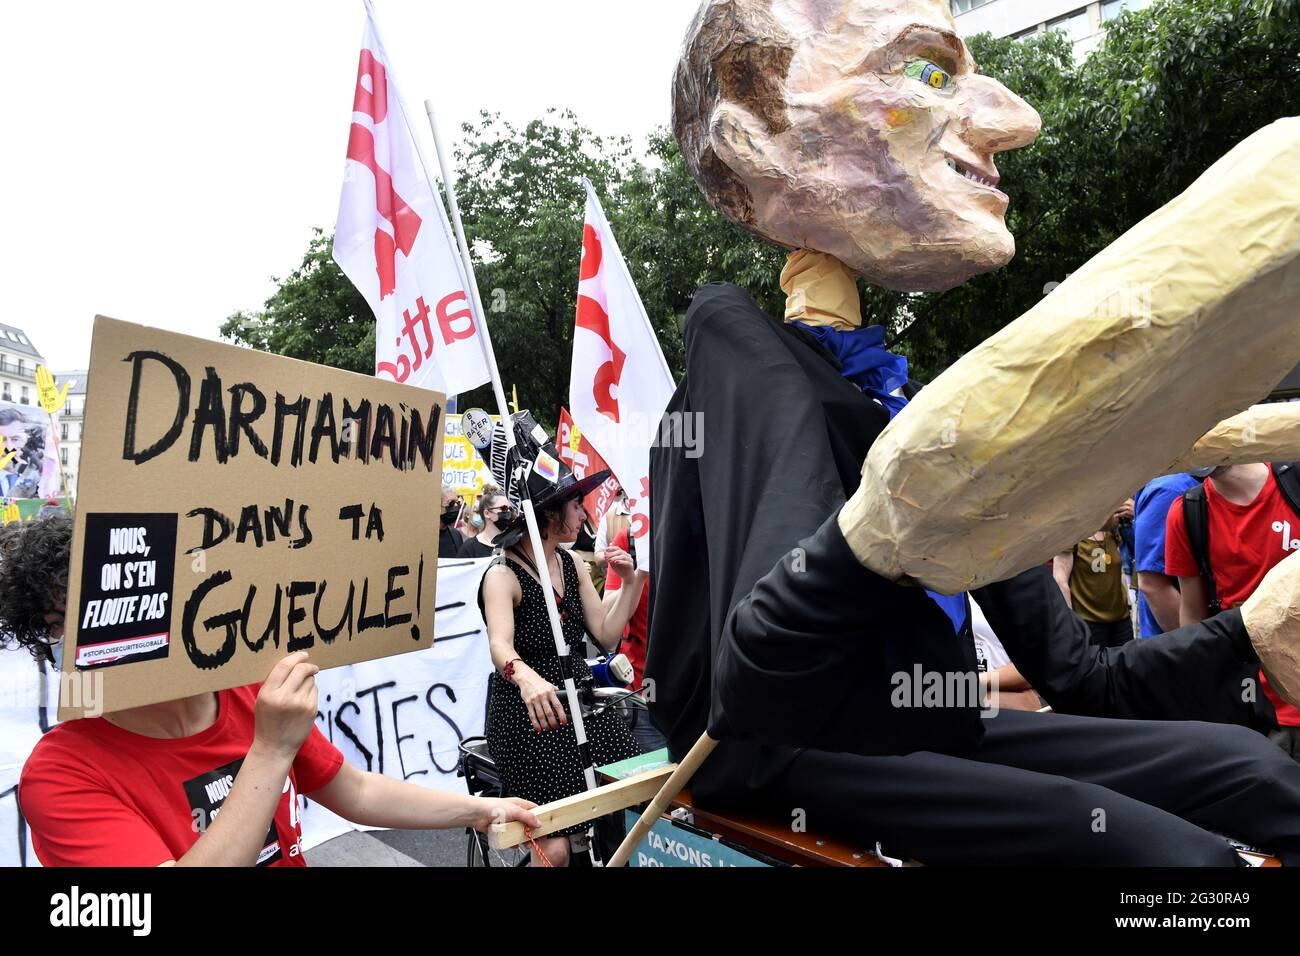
top-left (36, 365), bottom-right (70, 415)
top-left (1, 501), bottom-right (19, 525)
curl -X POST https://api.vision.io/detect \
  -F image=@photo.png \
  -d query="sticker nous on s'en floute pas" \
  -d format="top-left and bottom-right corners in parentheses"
top-left (75, 513), bottom-right (177, 669)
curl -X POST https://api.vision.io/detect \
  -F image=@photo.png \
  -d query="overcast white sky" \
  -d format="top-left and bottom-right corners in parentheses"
top-left (1, 0), bottom-right (703, 371)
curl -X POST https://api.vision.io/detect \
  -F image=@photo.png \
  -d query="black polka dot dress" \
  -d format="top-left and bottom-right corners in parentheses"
top-left (486, 550), bottom-right (641, 833)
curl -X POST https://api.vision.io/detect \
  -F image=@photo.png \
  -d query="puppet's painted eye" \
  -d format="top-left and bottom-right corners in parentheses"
top-left (904, 58), bottom-right (951, 90)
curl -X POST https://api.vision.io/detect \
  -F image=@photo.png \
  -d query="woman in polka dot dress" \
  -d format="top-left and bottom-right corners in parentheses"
top-left (481, 493), bottom-right (647, 867)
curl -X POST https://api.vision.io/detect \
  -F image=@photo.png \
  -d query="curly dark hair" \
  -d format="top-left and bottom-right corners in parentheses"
top-left (536, 492), bottom-right (592, 543)
top-left (0, 513), bottom-right (73, 663)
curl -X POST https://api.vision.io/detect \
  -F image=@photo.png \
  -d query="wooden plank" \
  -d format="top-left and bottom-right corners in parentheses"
top-left (488, 764), bottom-right (677, 849)
top-left (599, 757), bottom-right (888, 867)
top-left (672, 790), bottom-right (888, 867)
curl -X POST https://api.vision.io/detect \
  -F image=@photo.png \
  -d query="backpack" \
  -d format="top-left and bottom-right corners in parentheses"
top-left (1182, 462), bottom-right (1300, 614)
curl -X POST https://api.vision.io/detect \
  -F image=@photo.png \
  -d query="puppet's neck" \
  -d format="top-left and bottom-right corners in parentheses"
top-left (781, 250), bottom-right (862, 331)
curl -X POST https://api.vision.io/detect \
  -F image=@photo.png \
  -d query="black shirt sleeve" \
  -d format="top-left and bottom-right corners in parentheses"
top-left (717, 510), bottom-right (985, 757)
top-left (456, 535), bottom-right (494, 559)
top-left (974, 565), bottom-right (1275, 730)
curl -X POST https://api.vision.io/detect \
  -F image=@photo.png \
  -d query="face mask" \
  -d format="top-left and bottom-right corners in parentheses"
top-left (48, 638), bottom-right (63, 671)
top-left (441, 503), bottom-right (460, 526)
top-left (469, 514), bottom-right (485, 531)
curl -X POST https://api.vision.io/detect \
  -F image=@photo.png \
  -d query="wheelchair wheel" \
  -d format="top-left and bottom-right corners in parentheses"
top-left (466, 828), bottom-right (530, 867)
top-left (467, 830), bottom-right (489, 867)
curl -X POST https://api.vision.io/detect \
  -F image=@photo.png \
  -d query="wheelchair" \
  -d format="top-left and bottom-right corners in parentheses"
top-left (456, 684), bottom-right (648, 867)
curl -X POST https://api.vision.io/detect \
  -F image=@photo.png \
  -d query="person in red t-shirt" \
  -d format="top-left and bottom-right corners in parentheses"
top-left (1166, 462), bottom-right (1300, 757)
top-left (3, 514), bottom-right (539, 867)
top-left (602, 528), bottom-right (665, 752)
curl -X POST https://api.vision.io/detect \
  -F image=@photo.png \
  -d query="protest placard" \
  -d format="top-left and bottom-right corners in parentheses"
top-left (441, 413), bottom-right (498, 495)
top-left (58, 317), bottom-right (445, 720)
top-left (0, 401), bottom-right (60, 500)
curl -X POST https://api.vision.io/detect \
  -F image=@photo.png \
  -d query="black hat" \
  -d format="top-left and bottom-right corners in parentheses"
top-left (462, 408), bottom-right (611, 549)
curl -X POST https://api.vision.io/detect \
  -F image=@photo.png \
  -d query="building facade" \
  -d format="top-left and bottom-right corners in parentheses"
top-left (0, 323), bottom-right (44, 409)
top-left (952, 0), bottom-right (1153, 60)
top-left (0, 323), bottom-right (90, 499)
top-left (53, 370), bottom-right (88, 496)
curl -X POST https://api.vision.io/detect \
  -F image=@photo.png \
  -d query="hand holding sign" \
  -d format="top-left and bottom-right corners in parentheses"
top-left (36, 366), bottom-right (70, 415)
top-left (253, 651), bottom-right (321, 760)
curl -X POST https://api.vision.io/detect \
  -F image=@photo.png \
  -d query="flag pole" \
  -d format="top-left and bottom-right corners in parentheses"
top-left (48, 415), bottom-right (74, 514)
top-left (423, 100), bottom-right (598, 793)
top-left (360, 0), bottom-right (595, 791)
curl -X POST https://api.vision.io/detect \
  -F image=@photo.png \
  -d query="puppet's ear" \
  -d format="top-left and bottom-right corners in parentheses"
top-left (708, 101), bottom-right (791, 186)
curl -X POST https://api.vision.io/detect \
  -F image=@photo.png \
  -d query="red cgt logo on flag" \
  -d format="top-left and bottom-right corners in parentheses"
top-left (568, 181), bottom-right (675, 569)
top-left (575, 225), bottom-right (628, 422)
top-left (558, 408), bottom-right (621, 528)
top-left (331, 7), bottom-right (492, 397)
top-left (346, 49), bottom-right (422, 300)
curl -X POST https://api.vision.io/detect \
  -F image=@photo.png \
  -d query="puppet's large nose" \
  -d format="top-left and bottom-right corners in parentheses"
top-left (959, 74), bottom-right (1041, 155)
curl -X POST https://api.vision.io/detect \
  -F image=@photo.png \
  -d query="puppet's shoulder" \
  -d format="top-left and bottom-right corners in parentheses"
top-left (683, 283), bottom-right (786, 357)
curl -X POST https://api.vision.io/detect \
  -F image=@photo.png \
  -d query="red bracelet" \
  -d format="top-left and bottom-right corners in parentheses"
top-left (502, 659), bottom-right (523, 682)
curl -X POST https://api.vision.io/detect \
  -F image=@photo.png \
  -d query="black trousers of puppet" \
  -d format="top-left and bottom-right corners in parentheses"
top-left (694, 709), bottom-right (1300, 866)
top-left (684, 514), bottom-right (1300, 865)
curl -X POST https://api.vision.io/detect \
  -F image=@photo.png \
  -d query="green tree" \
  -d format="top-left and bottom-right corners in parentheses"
top-left (614, 129), bottom-right (788, 338)
top-left (221, 228), bottom-right (374, 374)
top-left (452, 111), bottom-right (785, 423)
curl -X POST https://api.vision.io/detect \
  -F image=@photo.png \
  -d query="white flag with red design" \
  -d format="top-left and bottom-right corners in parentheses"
top-left (569, 180), bottom-right (674, 569)
top-left (332, 8), bottom-right (489, 396)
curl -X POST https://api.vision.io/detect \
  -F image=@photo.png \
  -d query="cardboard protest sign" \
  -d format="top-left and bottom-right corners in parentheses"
top-left (58, 317), bottom-right (444, 719)
top-left (300, 557), bottom-right (495, 849)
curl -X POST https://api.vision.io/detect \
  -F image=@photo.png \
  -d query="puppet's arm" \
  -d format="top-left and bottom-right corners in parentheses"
top-left (973, 566), bottom-right (1273, 729)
